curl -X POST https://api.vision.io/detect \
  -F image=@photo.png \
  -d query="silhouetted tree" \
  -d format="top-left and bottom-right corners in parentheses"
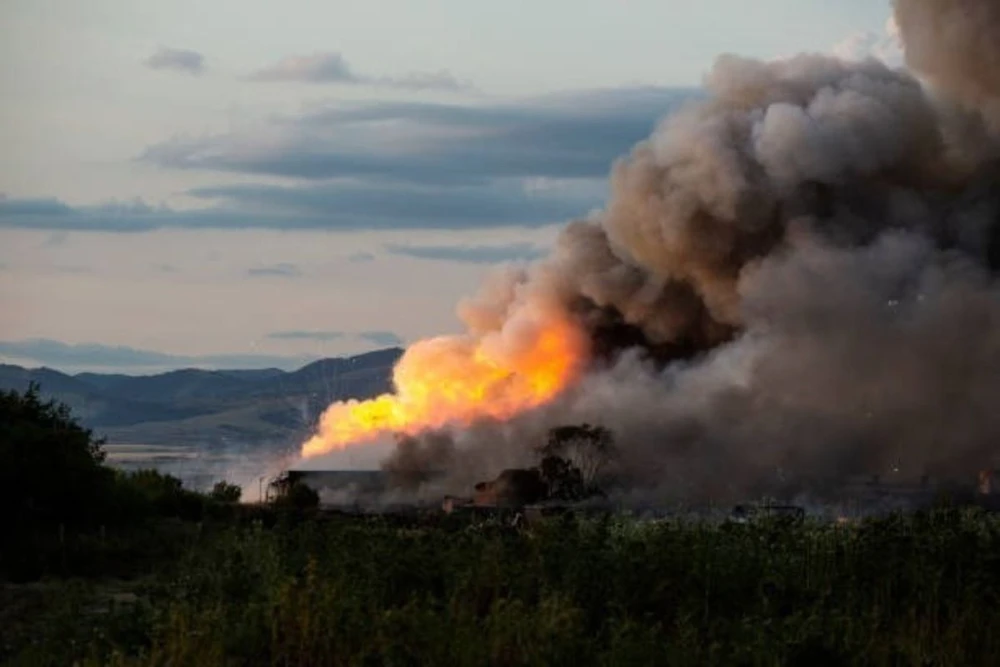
top-left (539, 454), bottom-right (587, 500)
top-left (268, 473), bottom-right (320, 510)
top-left (210, 481), bottom-right (242, 503)
top-left (538, 424), bottom-right (616, 497)
top-left (120, 468), bottom-right (206, 520)
top-left (282, 483), bottom-right (320, 510)
top-left (0, 383), bottom-right (115, 531)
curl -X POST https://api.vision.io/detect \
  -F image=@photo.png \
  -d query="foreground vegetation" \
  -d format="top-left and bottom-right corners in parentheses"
top-left (5, 509), bottom-right (1000, 666)
top-left (4, 385), bottom-right (1000, 666)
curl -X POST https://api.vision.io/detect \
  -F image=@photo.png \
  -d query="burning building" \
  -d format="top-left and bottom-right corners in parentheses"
top-left (297, 0), bottom-right (1000, 508)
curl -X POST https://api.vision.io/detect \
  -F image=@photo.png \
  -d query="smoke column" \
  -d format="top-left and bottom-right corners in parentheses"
top-left (307, 0), bottom-right (1000, 504)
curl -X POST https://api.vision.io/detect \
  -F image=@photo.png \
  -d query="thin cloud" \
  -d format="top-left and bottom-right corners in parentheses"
top-left (250, 52), bottom-right (355, 83)
top-left (43, 231), bottom-right (70, 247)
top-left (188, 180), bottom-right (601, 229)
top-left (348, 251), bottom-right (376, 263)
top-left (248, 51), bottom-right (471, 91)
top-left (246, 262), bottom-right (302, 277)
top-left (268, 330), bottom-right (346, 342)
top-left (0, 197), bottom-right (73, 216)
top-left (2, 88), bottom-right (693, 233)
top-left (0, 184), bottom-right (595, 232)
top-left (145, 47), bottom-right (206, 75)
top-left (141, 87), bottom-right (691, 185)
top-left (358, 331), bottom-right (403, 346)
top-left (0, 338), bottom-right (315, 372)
top-left (384, 241), bottom-right (549, 264)
top-left (55, 265), bottom-right (93, 275)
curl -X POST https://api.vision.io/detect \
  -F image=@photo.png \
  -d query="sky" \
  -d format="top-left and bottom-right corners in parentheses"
top-left (0, 0), bottom-right (899, 374)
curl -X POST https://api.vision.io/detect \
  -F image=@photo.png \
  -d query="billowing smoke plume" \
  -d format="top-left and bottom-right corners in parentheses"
top-left (365, 0), bottom-right (1000, 504)
top-left (895, 0), bottom-right (1000, 143)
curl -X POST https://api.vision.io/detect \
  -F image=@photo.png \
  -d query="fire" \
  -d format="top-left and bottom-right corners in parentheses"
top-left (301, 308), bottom-right (587, 457)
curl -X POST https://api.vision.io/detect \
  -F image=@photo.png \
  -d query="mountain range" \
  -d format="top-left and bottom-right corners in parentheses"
top-left (0, 348), bottom-right (402, 447)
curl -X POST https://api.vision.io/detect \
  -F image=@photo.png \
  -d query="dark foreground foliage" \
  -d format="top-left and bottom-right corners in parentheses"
top-left (4, 385), bottom-right (1000, 666)
top-left (3, 509), bottom-right (999, 666)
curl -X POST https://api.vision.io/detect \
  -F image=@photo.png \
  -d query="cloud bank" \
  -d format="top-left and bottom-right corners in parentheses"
top-left (0, 339), bottom-right (315, 372)
top-left (2, 88), bottom-right (692, 234)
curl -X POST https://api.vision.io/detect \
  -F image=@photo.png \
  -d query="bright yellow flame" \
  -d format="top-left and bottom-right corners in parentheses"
top-left (301, 309), bottom-right (587, 457)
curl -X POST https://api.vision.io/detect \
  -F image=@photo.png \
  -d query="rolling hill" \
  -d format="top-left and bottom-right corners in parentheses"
top-left (0, 347), bottom-right (403, 447)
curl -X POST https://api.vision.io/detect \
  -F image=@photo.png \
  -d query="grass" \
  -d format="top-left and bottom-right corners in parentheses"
top-left (4, 508), bottom-right (1000, 666)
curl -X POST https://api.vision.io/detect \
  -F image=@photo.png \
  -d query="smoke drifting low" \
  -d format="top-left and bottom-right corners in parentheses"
top-left (345, 0), bottom-right (1000, 504)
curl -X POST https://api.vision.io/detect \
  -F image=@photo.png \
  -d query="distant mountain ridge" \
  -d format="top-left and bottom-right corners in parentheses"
top-left (0, 347), bottom-right (403, 447)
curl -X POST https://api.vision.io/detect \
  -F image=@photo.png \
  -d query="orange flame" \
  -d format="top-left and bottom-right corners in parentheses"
top-left (301, 308), bottom-right (587, 457)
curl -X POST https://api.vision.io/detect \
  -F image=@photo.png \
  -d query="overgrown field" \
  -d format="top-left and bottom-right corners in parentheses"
top-left (5, 508), bottom-right (1000, 666)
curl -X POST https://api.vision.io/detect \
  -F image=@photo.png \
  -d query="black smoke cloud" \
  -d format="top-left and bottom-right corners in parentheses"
top-left (372, 0), bottom-right (1000, 504)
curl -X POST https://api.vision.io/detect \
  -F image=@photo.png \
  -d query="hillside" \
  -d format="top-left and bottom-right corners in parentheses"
top-left (0, 347), bottom-right (402, 446)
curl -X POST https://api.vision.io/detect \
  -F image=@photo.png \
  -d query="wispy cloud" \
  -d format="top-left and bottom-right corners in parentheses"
top-left (55, 265), bottom-right (93, 275)
top-left (246, 262), bottom-right (302, 277)
top-left (268, 330), bottom-right (403, 346)
top-left (0, 185), bottom-right (594, 232)
top-left (348, 251), bottom-right (375, 263)
top-left (0, 196), bottom-right (73, 216)
top-left (358, 331), bottom-right (403, 346)
top-left (249, 51), bottom-right (471, 91)
top-left (384, 241), bottom-right (548, 264)
top-left (43, 231), bottom-right (70, 247)
top-left (268, 330), bottom-right (345, 342)
top-left (2, 88), bottom-right (694, 234)
top-left (142, 87), bottom-right (688, 185)
top-left (144, 47), bottom-right (206, 75)
top-left (188, 180), bottom-right (599, 230)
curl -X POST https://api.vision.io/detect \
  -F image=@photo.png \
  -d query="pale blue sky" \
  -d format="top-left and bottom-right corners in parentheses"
top-left (0, 0), bottom-right (896, 372)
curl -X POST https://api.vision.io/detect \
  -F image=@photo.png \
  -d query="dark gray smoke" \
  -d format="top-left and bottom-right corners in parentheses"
top-left (380, 0), bottom-right (1000, 505)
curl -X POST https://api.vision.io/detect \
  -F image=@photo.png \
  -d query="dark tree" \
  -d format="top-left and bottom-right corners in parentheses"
top-left (281, 483), bottom-right (320, 510)
top-left (210, 481), bottom-right (243, 503)
top-left (268, 473), bottom-right (320, 510)
top-left (0, 383), bottom-right (115, 531)
top-left (539, 424), bottom-right (616, 493)
top-left (539, 454), bottom-right (587, 501)
top-left (115, 469), bottom-right (207, 521)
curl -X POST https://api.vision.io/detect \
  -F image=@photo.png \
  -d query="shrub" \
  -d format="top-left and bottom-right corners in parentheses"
top-left (0, 383), bottom-right (115, 532)
top-left (210, 481), bottom-right (242, 503)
